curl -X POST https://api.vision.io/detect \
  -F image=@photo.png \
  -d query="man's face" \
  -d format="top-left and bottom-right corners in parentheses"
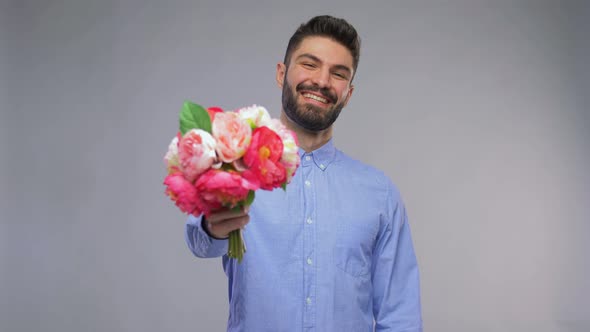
top-left (277, 36), bottom-right (355, 132)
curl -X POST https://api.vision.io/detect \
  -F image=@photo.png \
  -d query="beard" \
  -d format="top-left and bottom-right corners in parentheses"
top-left (281, 77), bottom-right (346, 132)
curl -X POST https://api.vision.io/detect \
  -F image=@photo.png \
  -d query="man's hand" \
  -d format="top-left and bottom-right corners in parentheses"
top-left (203, 207), bottom-right (250, 239)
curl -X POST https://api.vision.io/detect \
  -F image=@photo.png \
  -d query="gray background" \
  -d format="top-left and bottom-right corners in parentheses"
top-left (1, 0), bottom-right (589, 331)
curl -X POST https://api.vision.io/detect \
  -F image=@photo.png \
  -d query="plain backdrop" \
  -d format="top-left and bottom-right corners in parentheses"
top-left (1, 0), bottom-right (589, 331)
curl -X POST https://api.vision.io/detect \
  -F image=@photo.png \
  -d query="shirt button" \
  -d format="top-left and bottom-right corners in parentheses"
top-left (307, 258), bottom-right (312, 265)
top-left (305, 156), bottom-right (311, 161)
top-left (319, 164), bottom-right (325, 169)
top-left (305, 180), bottom-right (311, 187)
top-left (306, 217), bottom-right (313, 224)
top-left (306, 297), bottom-right (312, 305)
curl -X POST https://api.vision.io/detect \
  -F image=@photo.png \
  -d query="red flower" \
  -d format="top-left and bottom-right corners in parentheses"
top-left (164, 172), bottom-right (206, 216)
top-left (242, 126), bottom-right (286, 190)
top-left (195, 169), bottom-right (258, 216)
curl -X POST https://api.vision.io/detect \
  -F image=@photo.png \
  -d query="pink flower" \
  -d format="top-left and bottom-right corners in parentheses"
top-left (266, 119), bottom-right (300, 182)
top-left (195, 169), bottom-right (259, 215)
top-left (212, 112), bottom-right (252, 163)
top-left (164, 172), bottom-right (206, 216)
top-left (242, 126), bottom-right (286, 190)
top-left (178, 129), bottom-right (218, 182)
top-left (207, 106), bottom-right (223, 122)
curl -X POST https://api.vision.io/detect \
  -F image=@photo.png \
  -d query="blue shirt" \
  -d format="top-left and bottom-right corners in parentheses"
top-left (185, 140), bottom-right (422, 331)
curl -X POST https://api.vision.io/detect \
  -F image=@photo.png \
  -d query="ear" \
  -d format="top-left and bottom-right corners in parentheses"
top-left (276, 63), bottom-right (286, 88)
top-left (342, 84), bottom-right (355, 107)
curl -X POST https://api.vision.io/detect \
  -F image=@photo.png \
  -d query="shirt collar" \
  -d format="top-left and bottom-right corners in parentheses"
top-left (298, 139), bottom-right (336, 171)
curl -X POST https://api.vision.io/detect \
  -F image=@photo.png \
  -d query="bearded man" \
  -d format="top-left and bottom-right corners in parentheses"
top-left (185, 15), bottom-right (423, 332)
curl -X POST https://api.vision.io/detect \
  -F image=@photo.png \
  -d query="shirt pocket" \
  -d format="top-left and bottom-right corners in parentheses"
top-left (333, 224), bottom-right (377, 278)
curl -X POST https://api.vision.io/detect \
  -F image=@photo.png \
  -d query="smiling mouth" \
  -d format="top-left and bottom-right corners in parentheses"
top-left (302, 92), bottom-right (330, 104)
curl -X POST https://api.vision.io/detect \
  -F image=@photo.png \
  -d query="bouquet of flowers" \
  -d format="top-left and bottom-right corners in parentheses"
top-left (163, 101), bottom-right (300, 262)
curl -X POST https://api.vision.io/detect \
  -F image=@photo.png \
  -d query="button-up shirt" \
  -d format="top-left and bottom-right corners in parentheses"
top-left (185, 140), bottom-right (422, 331)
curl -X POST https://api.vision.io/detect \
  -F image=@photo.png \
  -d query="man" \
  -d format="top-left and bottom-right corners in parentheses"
top-left (185, 15), bottom-right (422, 331)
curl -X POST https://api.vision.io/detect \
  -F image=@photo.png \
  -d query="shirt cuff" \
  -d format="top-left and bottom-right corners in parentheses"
top-left (186, 215), bottom-right (228, 257)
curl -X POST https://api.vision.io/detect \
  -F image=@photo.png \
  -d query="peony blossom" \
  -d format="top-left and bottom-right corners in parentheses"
top-left (164, 132), bottom-right (182, 174)
top-left (164, 101), bottom-right (303, 262)
top-left (195, 169), bottom-right (259, 215)
top-left (242, 126), bottom-right (286, 190)
top-left (207, 106), bottom-right (223, 122)
top-left (266, 119), bottom-right (300, 182)
top-left (178, 129), bottom-right (218, 182)
top-left (212, 112), bottom-right (252, 163)
top-left (164, 172), bottom-right (206, 216)
top-left (237, 105), bottom-right (272, 129)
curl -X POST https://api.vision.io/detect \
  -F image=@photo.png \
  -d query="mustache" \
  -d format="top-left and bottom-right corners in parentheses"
top-left (296, 84), bottom-right (336, 103)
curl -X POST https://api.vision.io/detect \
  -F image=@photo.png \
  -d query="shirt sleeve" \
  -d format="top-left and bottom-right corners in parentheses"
top-left (372, 182), bottom-right (423, 332)
top-left (184, 214), bottom-right (228, 258)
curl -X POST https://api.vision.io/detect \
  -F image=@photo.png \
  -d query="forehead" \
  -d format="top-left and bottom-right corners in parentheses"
top-left (290, 36), bottom-right (354, 70)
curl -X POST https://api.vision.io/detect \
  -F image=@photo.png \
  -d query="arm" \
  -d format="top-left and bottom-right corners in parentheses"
top-left (372, 184), bottom-right (423, 332)
top-left (184, 214), bottom-right (228, 258)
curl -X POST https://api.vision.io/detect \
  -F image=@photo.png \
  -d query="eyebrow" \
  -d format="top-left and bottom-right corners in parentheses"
top-left (295, 53), bottom-right (352, 76)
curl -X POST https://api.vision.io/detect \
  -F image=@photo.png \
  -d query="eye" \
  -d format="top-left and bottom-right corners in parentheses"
top-left (302, 62), bottom-right (316, 69)
top-left (333, 72), bottom-right (348, 80)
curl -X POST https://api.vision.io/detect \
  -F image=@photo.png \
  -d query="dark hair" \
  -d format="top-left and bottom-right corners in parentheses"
top-left (284, 15), bottom-right (361, 76)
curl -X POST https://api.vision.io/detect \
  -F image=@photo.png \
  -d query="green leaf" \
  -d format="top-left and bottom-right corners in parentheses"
top-left (244, 190), bottom-right (255, 206)
top-left (220, 163), bottom-right (236, 172)
top-left (281, 183), bottom-right (287, 191)
top-left (179, 101), bottom-right (212, 135)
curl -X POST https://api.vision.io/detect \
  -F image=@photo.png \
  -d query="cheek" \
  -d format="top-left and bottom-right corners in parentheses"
top-left (287, 75), bottom-right (303, 89)
top-left (337, 86), bottom-right (351, 100)
top-left (287, 68), bottom-right (311, 86)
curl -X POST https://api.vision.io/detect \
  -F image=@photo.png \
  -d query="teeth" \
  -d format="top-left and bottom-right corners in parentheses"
top-left (303, 93), bottom-right (328, 103)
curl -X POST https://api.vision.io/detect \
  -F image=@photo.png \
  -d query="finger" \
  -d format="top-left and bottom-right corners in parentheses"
top-left (208, 215), bottom-right (249, 238)
top-left (208, 215), bottom-right (250, 238)
top-left (207, 206), bottom-right (249, 223)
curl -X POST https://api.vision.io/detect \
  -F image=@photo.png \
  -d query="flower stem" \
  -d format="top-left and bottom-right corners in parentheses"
top-left (228, 229), bottom-right (245, 263)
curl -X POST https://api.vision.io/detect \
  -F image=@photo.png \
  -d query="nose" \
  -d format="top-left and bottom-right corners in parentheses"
top-left (310, 67), bottom-right (331, 88)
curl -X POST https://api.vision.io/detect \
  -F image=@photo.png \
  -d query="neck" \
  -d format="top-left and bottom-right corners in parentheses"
top-left (280, 112), bottom-right (332, 153)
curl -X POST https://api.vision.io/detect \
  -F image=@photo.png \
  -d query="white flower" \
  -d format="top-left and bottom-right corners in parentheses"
top-left (266, 119), bottom-right (300, 182)
top-left (237, 105), bottom-right (272, 129)
top-left (164, 135), bottom-right (180, 174)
